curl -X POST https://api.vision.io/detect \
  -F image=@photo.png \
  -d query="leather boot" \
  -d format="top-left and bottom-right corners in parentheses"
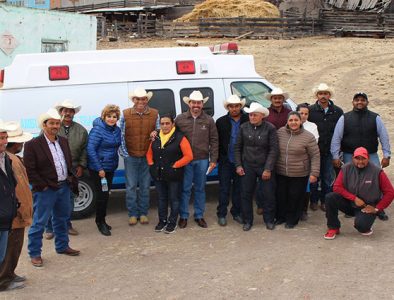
top-left (96, 222), bottom-right (111, 236)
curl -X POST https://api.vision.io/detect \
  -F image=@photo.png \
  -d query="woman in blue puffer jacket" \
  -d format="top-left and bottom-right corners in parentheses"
top-left (87, 104), bottom-right (121, 236)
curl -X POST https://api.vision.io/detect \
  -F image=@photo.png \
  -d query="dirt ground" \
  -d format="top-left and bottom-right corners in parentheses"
top-left (7, 37), bottom-right (394, 299)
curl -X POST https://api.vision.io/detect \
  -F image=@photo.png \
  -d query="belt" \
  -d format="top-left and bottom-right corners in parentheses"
top-left (58, 180), bottom-right (67, 184)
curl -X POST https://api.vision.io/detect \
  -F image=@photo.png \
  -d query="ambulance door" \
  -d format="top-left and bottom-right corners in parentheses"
top-left (128, 79), bottom-right (227, 121)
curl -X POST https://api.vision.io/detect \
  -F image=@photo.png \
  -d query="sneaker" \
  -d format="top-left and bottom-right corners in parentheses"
top-left (44, 232), bottom-right (54, 240)
top-left (3, 281), bottom-right (25, 291)
top-left (12, 275), bottom-right (26, 283)
top-left (218, 217), bottom-right (227, 226)
top-left (361, 229), bottom-right (373, 236)
top-left (128, 216), bottom-right (138, 226)
top-left (155, 221), bottom-right (167, 232)
top-left (324, 228), bottom-right (340, 240)
top-left (68, 227), bottom-right (79, 236)
top-left (377, 210), bottom-right (389, 221)
top-left (232, 215), bottom-right (243, 224)
top-left (164, 223), bottom-right (177, 234)
top-left (140, 215), bottom-right (149, 224)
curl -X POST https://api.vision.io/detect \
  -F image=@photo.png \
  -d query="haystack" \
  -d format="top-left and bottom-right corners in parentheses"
top-left (176, 0), bottom-right (280, 22)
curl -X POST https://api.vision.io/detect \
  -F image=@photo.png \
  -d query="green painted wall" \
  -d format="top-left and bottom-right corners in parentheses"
top-left (0, 4), bottom-right (96, 68)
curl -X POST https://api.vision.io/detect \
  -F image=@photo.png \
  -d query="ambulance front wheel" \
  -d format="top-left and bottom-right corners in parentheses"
top-left (72, 177), bottom-right (97, 220)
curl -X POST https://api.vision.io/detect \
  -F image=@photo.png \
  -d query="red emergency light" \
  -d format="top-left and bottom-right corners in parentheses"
top-left (0, 69), bottom-right (4, 84)
top-left (209, 42), bottom-right (239, 54)
top-left (49, 65), bottom-right (69, 81)
top-left (176, 61), bottom-right (195, 74)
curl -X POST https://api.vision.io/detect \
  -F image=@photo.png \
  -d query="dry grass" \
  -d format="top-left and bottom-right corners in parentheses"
top-left (176, 0), bottom-right (280, 22)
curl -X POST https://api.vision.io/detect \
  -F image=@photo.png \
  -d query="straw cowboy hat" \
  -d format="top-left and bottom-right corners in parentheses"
top-left (55, 99), bottom-right (82, 114)
top-left (313, 83), bottom-right (334, 97)
top-left (244, 102), bottom-right (269, 117)
top-left (6, 122), bottom-right (33, 143)
top-left (128, 88), bottom-right (153, 100)
top-left (223, 95), bottom-right (245, 110)
top-left (183, 90), bottom-right (209, 105)
top-left (0, 119), bottom-right (18, 133)
top-left (265, 88), bottom-right (289, 101)
top-left (38, 108), bottom-right (61, 129)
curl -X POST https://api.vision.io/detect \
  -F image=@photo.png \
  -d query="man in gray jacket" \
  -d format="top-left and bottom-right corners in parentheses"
top-left (235, 102), bottom-right (278, 231)
top-left (45, 100), bottom-right (87, 238)
top-left (175, 91), bottom-right (219, 229)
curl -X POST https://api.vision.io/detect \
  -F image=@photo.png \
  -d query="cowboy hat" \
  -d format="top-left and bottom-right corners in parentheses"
top-left (313, 83), bottom-right (334, 97)
top-left (128, 88), bottom-right (153, 101)
top-left (6, 122), bottom-right (33, 143)
top-left (55, 99), bottom-right (82, 114)
top-left (38, 108), bottom-right (61, 129)
top-left (183, 90), bottom-right (209, 105)
top-left (243, 102), bottom-right (269, 117)
top-left (223, 95), bottom-right (245, 110)
top-left (0, 119), bottom-right (18, 133)
top-left (265, 88), bottom-right (289, 101)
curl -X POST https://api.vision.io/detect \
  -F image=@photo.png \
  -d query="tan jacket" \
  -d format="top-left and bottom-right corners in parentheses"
top-left (276, 126), bottom-right (320, 178)
top-left (7, 152), bottom-right (33, 228)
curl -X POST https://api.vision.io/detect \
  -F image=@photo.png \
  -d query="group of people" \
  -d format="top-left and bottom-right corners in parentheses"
top-left (0, 83), bottom-right (393, 291)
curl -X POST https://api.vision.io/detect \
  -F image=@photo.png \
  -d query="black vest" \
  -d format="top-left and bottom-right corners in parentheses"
top-left (0, 155), bottom-right (18, 230)
top-left (150, 130), bottom-right (185, 182)
top-left (341, 109), bottom-right (378, 154)
top-left (342, 162), bottom-right (382, 205)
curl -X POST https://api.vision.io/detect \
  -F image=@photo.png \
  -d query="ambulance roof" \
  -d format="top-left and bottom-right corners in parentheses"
top-left (2, 47), bottom-right (262, 89)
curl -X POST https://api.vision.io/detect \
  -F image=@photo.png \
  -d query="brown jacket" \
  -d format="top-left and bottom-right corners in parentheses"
top-left (276, 126), bottom-right (320, 178)
top-left (6, 152), bottom-right (32, 228)
top-left (123, 107), bottom-right (158, 157)
top-left (175, 110), bottom-right (218, 162)
top-left (24, 134), bottom-right (77, 192)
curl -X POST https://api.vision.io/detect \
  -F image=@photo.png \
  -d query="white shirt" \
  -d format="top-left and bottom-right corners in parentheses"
top-left (0, 152), bottom-right (6, 175)
top-left (44, 134), bottom-right (68, 181)
top-left (303, 121), bottom-right (319, 143)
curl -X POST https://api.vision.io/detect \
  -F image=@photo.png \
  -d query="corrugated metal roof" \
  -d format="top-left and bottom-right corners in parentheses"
top-left (83, 5), bottom-right (173, 13)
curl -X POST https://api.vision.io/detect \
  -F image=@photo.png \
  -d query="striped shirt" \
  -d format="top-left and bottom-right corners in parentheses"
top-left (44, 134), bottom-right (68, 181)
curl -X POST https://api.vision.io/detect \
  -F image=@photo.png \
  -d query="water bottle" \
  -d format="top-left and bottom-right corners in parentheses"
top-left (101, 178), bottom-right (108, 192)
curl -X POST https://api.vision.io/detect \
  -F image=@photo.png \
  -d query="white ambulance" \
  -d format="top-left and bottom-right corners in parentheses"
top-left (0, 43), bottom-right (295, 218)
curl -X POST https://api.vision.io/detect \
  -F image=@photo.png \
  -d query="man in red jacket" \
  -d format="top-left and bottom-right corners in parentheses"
top-left (324, 147), bottom-right (394, 239)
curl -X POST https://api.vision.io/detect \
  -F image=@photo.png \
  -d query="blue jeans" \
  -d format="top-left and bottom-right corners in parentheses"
top-left (180, 159), bottom-right (209, 219)
top-left (310, 154), bottom-right (335, 204)
top-left (28, 183), bottom-right (71, 258)
top-left (155, 180), bottom-right (181, 225)
top-left (45, 192), bottom-right (74, 233)
top-left (0, 231), bottom-right (8, 263)
top-left (217, 158), bottom-right (241, 218)
top-left (343, 152), bottom-right (380, 166)
top-left (124, 156), bottom-right (151, 217)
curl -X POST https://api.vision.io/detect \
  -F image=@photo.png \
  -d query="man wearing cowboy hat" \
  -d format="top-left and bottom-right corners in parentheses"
top-left (265, 87), bottom-right (292, 130)
top-left (234, 102), bottom-right (278, 231)
top-left (44, 100), bottom-right (87, 238)
top-left (0, 121), bottom-right (19, 272)
top-left (331, 92), bottom-right (391, 221)
top-left (24, 108), bottom-right (80, 267)
top-left (0, 122), bottom-right (33, 291)
top-left (215, 95), bottom-right (249, 226)
top-left (308, 83), bottom-right (343, 212)
top-left (120, 88), bottom-right (159, 225)
top-left (175, 90), bottom-right (219, 228)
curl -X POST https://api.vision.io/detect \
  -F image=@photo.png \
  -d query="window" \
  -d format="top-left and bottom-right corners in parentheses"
top-left (41, 40), bottom-right (68, 53)
top-left (146, 89), bottom-right (176, 117)
top-left (231, 81), bottom-right (271, 108)
top-left (180, 88), bottom-right (214, 116)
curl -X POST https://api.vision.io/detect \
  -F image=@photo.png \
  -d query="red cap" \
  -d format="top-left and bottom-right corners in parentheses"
top-left (353, 147), bottom-right (369, 159)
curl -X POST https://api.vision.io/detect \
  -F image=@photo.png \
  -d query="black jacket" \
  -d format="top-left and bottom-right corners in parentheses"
top-left (216, 112), bottom-right (249, 162)
top-left (234, 121), bottom-right (279, 171)
top-left (308, 100), bottom-right (343, 156)
top-left (0, 154), bottom-right (18, 231)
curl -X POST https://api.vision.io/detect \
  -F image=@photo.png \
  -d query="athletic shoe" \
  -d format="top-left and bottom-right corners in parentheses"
top-left (155, 221), bottom-right (167, 232)
top-left (140, 215), bottom-right (149, 224)
top-left (164, 223), bottom-right (177, 234)
top-left (361, 229), bottom-right (373, 236)
top-left (324, 228), bottom-right (340, 240)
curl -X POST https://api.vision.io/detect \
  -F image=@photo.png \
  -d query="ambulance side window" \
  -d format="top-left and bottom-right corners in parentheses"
top-left (231, 82), bottom-right (271, 108)
top-left (180, 88), bottom-right (214, 116)
top-left (146, 89), bottom-right (176, 117)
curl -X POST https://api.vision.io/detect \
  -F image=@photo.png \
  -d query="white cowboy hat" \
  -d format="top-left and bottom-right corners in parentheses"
top-left (128, 88), bottom-right (153, 100)
top-left (38, 108), bottom-right (61, 129)
top-left (243, 102), bottom-right (269, 117)
top-left (313, 83), bottom-right (334, 97)
top-left (55, 99), bottom-right (82, 114)
top-left (6, 122), bottom-right (33, 143)
top-left (183, 90), bottom-right (209, 105)
top-left (223, 95), bottom-right (245, 110)
top-left (265, 88), bottom-right (289, 101)
top-left (0, 119), bottom-right (18, 133)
